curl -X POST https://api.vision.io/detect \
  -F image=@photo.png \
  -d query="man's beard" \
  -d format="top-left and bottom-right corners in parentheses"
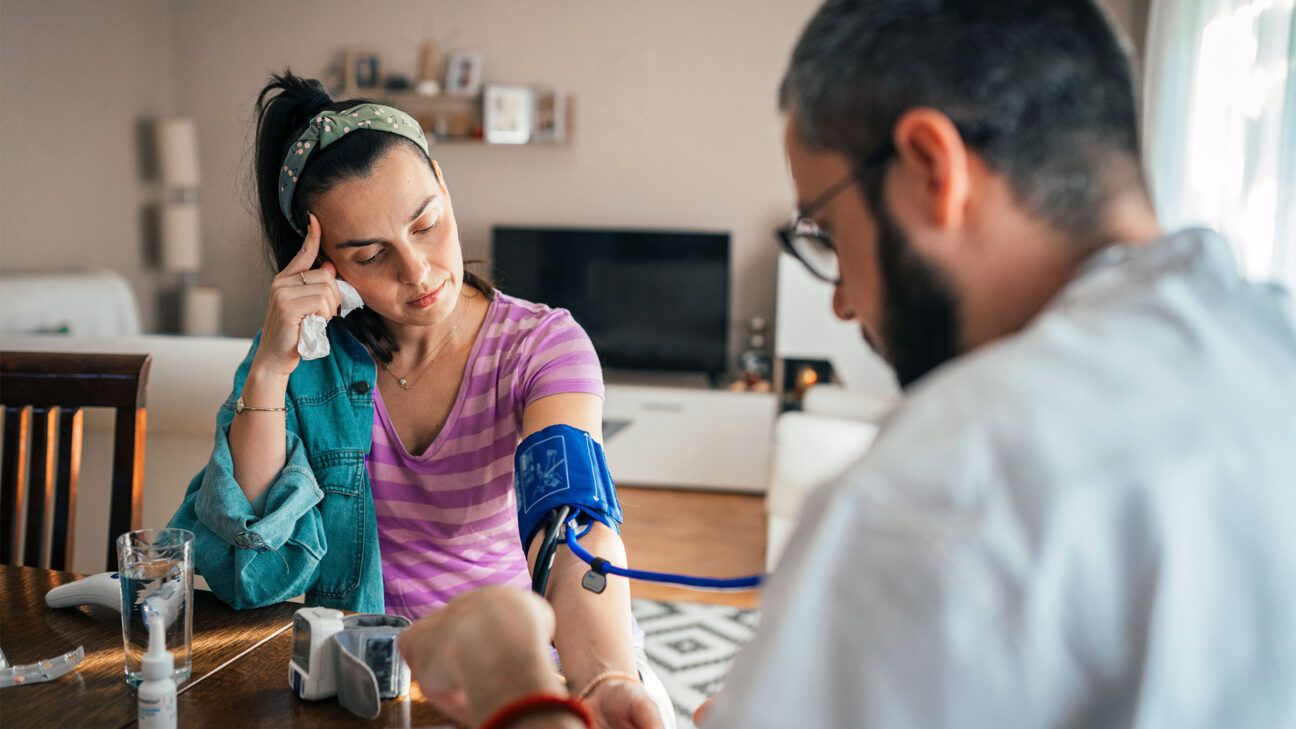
top-left (871, 189), bottom-right (962, 390)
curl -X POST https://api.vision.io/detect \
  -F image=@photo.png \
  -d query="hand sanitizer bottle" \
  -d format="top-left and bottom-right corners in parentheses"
top-left (137, 613), bottom-right (177, 729)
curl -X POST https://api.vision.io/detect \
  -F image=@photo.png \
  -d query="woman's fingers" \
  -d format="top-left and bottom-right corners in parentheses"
top-left (278, 287), bottom-right (340, 318)
top-left (278, 212), bottom-right (322, 278)
top-left (254, 215), bottom-right (328, 376)
top-left (286, 268), bottom-right (335, 288)
top-left (274, 268), bottom-right (341, 315)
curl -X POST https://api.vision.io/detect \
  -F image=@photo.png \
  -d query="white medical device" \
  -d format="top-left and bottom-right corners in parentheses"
top-left (46, 571), bottom-right (184, 628)
top-left (288, 607), bottom-right (345, 700)
top-left (288, 608), bottom-right (411, 718)
top-left (45, 571), bottom-right (123, 610)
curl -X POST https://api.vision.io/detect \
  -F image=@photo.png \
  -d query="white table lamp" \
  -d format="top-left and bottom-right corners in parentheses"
top-left (156, 117), bottom-right (201, 191)
top-left (153, 115), bottom-right (219, 335)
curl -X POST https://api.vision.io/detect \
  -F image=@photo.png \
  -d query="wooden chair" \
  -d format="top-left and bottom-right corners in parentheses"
top-left (1, 351), bottom-right (151, 571)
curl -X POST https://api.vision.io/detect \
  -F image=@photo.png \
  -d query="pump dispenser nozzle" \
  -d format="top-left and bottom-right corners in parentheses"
top-left (140, 612), bottom-right (173, 680)
top-left (137, 610), bottom-right (177, 728)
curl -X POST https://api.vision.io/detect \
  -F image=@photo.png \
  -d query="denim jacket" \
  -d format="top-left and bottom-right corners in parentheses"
top-left (168, 324), bottom-right (385, 612)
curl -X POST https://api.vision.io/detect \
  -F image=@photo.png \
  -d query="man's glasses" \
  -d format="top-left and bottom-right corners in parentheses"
top-left (776, 172), bottom-right (854, 284)
top-left (778, 122), bottom-right (995, 284)
top-left (776, 140), bottom-right (896, 284)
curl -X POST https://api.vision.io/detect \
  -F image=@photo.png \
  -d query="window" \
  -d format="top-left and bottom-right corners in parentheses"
top-left (1143, 0), bottom-right (1295, 287)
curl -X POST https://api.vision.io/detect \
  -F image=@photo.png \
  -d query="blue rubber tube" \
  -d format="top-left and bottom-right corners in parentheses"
top-left (563, 519), bottom-right (763, 590)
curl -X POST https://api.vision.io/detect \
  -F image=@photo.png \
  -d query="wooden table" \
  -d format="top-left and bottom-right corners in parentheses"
top-left (0, 565), bottom-right (452, 728)
top-left (175, 628), bottom-right (452, 728)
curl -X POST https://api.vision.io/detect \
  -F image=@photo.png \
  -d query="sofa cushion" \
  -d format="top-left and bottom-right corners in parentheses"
top-left (1, 334), bottom-right (252, 434)
top-left (0, 270), bottom-right (142, 337)
top-left (767, 411), bottom-right (879, 519)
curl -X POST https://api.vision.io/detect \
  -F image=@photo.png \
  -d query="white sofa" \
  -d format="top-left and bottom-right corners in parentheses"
top-left (769, 252), bottom-right (903, 570)
top-left (5, 329), bottom-right (896, 575)
top-left (2, 333), bottom-right (253, 575)
top-left (764, 385), bottom-right (899, 572)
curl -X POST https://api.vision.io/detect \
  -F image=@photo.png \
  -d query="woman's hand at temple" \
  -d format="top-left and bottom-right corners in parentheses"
top-left (251, 212), bottom-right (342, 378)
top-left (230, 212), bottom-right (343, 506)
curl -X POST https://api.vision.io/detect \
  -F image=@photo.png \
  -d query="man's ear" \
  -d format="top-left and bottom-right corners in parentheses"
top-left (890, 108), bottom-right (970, 231)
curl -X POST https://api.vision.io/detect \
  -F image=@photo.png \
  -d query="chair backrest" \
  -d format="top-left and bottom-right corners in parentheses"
top-left (1, 351), bottom-right (151, 571)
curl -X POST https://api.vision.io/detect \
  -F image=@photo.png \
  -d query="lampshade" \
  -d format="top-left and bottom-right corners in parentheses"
top-left (159, 201), bottom-right (201, 273)
top-left (182, 285), bottom-right (222, 336)
top-left (155, 116), bottom-right (200, 187)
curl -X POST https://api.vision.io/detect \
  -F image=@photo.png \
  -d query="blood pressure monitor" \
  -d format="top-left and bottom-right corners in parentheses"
top-left (289, 607), bottom-right (345, 700)
top-left (288, 608), bottom-right (412, 719)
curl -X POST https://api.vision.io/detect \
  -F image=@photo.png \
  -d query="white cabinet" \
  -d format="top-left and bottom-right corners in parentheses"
top-left (602, 384), bottom-right (776, 492)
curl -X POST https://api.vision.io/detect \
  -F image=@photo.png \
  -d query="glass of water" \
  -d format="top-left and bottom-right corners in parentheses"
top-left (116, 528), bottom-right (194, 686)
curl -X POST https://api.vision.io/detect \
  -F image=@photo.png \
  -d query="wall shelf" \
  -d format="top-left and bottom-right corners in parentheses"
top-left (342, 83), bottom-right (572, 146)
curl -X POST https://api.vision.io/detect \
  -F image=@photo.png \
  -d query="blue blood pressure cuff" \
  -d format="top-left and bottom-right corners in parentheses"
top-left (515, 424), bottom-right (622, 552)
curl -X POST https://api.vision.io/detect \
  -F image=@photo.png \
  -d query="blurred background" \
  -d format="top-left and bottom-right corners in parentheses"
top-left (0, 0), bottom-right (1153, 338)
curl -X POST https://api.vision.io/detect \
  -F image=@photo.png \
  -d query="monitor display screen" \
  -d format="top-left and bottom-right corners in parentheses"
top-left (491, 227), bottom-right (731, 377)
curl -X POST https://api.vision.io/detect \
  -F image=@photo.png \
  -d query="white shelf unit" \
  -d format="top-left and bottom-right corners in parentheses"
top-left (347, 87), bottom-right (571, 146)
top-left (602, 384), bottom-right (777, 493)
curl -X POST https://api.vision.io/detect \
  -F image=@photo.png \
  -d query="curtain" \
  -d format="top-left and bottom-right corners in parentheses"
top-left (1143, 0), bottom-right (1296, 287)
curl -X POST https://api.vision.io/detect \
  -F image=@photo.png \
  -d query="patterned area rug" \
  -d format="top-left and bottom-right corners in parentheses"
top-left (632, 598), bottom-right (759, 729)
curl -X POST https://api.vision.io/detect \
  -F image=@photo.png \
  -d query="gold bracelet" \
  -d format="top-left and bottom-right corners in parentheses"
top-left (576, 670), bottom-right (640, 701)
top-left (235, 396), bottom-right (287, 415)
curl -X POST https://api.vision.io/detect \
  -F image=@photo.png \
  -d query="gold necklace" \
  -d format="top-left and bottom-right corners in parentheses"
top-left (381, 306), bottom-right (467, 390)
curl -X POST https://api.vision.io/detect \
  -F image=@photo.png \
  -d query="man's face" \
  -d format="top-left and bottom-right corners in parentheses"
top-left (784, 121), bottom-right (961, 388)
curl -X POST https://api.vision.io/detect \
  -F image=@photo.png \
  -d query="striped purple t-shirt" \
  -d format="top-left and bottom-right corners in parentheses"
top-left (367, 293), bottom-right (604, 619)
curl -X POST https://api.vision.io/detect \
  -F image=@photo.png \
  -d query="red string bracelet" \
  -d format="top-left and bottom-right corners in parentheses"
top-left (479, 693), bottom-right (592, 729)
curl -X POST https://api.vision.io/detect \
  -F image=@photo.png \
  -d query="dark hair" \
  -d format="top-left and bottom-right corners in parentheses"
top-left (780, 0), bottom-right (1148, 247)
top-left (253, 70), bottom-right (493, 363)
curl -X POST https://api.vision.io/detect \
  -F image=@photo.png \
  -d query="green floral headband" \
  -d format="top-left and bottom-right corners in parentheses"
top-left (278, 103), bottom-right (429, 236)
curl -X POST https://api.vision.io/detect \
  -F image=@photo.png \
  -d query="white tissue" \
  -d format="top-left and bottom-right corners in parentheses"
top-left (298, 280), bottom-right (365, 360)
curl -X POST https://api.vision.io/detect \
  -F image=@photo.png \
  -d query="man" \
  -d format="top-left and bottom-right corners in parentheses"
top-left (398, 1), bottom-right (1296, 727)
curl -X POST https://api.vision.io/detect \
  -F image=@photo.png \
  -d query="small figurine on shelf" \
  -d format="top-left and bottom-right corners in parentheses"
top-left (732, 315), bottom-right (773, 392)
top-left (383, 74), bottom-right (412, 91)
top-left (779, 358), bottom-right (834, 411)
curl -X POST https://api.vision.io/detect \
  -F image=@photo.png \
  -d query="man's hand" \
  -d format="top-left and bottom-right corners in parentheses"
top-left (397, 587), bottom-right (570, 727)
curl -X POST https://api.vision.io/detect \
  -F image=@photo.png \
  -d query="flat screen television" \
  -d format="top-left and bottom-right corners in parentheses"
top-left (491, 226), bottom-right (731, 379)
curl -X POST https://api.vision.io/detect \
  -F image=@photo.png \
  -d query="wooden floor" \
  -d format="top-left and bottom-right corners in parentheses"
top-left (615, 486), bottom-right (765, 609)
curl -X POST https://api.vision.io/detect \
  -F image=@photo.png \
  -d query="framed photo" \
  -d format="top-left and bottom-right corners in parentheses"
top-left (532, 89), bottom-right (567, 143)
top-left (345, 50), bottom-right (382, 90)
top-left (483, 85), bottom-right (534, 144)
top-left (444, 50), bottom-right (484, 96)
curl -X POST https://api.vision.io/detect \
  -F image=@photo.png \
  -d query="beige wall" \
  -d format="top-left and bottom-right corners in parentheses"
top-left (167, 0), bottom-right (822, 364)
top-left (0, 0), bottom-right (176, 333)
top-left (3, 0), bottom-right (1150, 363)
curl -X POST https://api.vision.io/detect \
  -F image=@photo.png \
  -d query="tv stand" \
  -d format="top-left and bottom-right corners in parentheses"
top-left (602, 381), bottom-right (776, 492)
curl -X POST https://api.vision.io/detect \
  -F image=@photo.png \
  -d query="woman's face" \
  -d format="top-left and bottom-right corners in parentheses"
top-left (313, 146), bottom-right (464, 327)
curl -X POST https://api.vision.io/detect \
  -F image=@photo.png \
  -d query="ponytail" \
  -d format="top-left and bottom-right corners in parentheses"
top-left (253, 72), bottom-right (334, 272)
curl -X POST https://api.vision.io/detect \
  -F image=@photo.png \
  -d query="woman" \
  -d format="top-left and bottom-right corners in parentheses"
top-left (169, 72), bottom-right (671, 728)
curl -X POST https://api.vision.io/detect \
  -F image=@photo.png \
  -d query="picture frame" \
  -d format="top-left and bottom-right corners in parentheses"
top-left (444, 50), bottom-right (484, 96)
top-left (532, 88), bottom-right (567, 143)
top-left (345, 49), bottom-right (382, 90)
top-left (483, 85), bottom-right (534, 144)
